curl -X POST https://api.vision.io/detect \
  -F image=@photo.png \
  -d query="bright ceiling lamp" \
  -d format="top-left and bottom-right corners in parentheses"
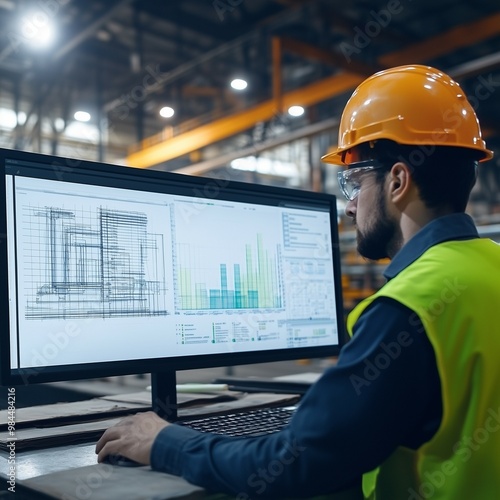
top-left (159, 106), bottom-right (175, 118)
top-left (74, 111), bottom-right (91, 122)
top-left (20, 12), bottom-right (55, 47)
top-left (288, 105), bottom-right (305, 117)
top-left (230, 78), bottom-right (248, 91)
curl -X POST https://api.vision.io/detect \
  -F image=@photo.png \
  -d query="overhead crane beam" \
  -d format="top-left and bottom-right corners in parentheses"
top-left (127, 72), bottom-right (363, 168)
top-left (127, 13), bottom-right (500, 169)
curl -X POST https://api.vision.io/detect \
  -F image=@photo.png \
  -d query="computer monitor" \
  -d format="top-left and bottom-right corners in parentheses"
top-left (0, 148), bottom-right (345, 419)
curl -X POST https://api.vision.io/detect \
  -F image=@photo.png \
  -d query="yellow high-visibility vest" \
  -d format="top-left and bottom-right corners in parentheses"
top-left (347, 238), bottom-right (500, 499)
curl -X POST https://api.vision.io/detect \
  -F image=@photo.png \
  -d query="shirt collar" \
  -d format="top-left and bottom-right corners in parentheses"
top-left (384, 213), bottom-right (479, 280)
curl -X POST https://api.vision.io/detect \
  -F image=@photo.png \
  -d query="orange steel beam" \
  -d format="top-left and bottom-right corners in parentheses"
top-left (127, 73), bottom-right (363, 168)
top-left (127, 14), bottom-right (500, 169)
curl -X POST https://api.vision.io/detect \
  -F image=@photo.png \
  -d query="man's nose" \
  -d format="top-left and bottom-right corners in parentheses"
top-left (345, 198), bottom-right (357, 218)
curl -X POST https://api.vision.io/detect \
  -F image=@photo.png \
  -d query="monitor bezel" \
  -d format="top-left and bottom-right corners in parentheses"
top-left (0, 147), bottom-right (345, 387)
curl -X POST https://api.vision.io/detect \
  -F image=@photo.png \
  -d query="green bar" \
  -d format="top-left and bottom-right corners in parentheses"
top-left (257, 234), bottom-right (264, 308)
top-left (234, 264), bottom-right (241, 308)
top-left (178, 236), bottom-right (282, 311)
top-left (195, 283), bottom-right (208, 309)
top-left (245, 244), bottom-right (253, 308)
top-left (180, 268), bottom-right (191, 309)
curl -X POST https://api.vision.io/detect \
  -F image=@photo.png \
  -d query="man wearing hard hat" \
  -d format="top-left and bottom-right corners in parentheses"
top-left (97, 66), bottom-right (500, 500)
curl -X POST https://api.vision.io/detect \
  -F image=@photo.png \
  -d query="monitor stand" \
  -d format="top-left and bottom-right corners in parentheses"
top-left (151, 370), bottom-right (178, 421)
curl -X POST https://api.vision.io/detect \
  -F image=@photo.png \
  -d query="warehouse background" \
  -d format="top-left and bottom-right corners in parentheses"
top-left (1, 0), bottom-right (500, 310)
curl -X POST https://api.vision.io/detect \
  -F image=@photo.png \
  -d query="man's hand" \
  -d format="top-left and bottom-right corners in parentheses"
top-left (95, 411), bottom-right (170, 465)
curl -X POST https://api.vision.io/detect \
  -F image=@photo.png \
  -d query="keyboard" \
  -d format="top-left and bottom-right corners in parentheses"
top-left (178, 406), bottom-right (296, 437)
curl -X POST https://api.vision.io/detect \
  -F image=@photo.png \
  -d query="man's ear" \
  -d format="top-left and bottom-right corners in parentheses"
top-left (388, 162), bottom-right (414, 204)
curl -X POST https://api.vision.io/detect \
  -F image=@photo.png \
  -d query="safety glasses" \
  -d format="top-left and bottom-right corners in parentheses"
top-left (337, 159), bottom-right (385, 201)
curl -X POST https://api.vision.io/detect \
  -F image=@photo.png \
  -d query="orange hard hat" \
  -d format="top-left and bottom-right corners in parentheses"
top-left (321, 65), bottom-right (493, 165)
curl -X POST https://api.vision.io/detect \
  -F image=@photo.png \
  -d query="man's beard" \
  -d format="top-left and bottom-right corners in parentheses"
top-left (356, 194), bottom-right (402, 260)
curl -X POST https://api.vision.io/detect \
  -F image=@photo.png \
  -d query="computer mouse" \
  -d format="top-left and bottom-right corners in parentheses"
top-left (102, 454), bottom-right (143, 467)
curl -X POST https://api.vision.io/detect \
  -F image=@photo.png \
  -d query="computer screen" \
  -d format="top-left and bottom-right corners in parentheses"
top-left (0, 148), bottom-right (344, 416)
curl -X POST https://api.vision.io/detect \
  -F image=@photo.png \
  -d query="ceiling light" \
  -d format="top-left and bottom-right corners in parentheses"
top-left (21, 13), bottom-right (55, 47)
top-left (74, 111), bottom-right (91, 122)
top-left (159, 106), bottom-right (175, 118)
top-left (288, 105), bottom-right (305, 117)
top-left (0, 108), bottom-right (17, 130)
top-left (230, 78), bottom-right (248, 91)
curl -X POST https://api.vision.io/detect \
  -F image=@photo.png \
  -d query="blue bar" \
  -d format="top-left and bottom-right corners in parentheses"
top-left (248, 290), bottom-right (259, 308)
top-left (210, 289), bottom-right (222, 309)
top-left (234, 264), bottom-right (241, 308)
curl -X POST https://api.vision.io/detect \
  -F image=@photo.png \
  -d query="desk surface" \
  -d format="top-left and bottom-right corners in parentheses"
top-left (0, 384), bottom-right (362, 500)
top-left (2, 441), bottom-right (101, 480)
top-left (0, 391), bottom-right (301, 500)
top-left (1, 441), bottom-right (208, 499)
top-left (0, 433), bottom-right (362, 500)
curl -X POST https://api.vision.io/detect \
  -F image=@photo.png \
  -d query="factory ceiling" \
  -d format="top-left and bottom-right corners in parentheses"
top-left (0, 0), bottom-right (499, 199)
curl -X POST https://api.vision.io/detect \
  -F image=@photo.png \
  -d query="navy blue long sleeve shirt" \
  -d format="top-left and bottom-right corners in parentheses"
top-left (151, 213), bottom-right (479, 498)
